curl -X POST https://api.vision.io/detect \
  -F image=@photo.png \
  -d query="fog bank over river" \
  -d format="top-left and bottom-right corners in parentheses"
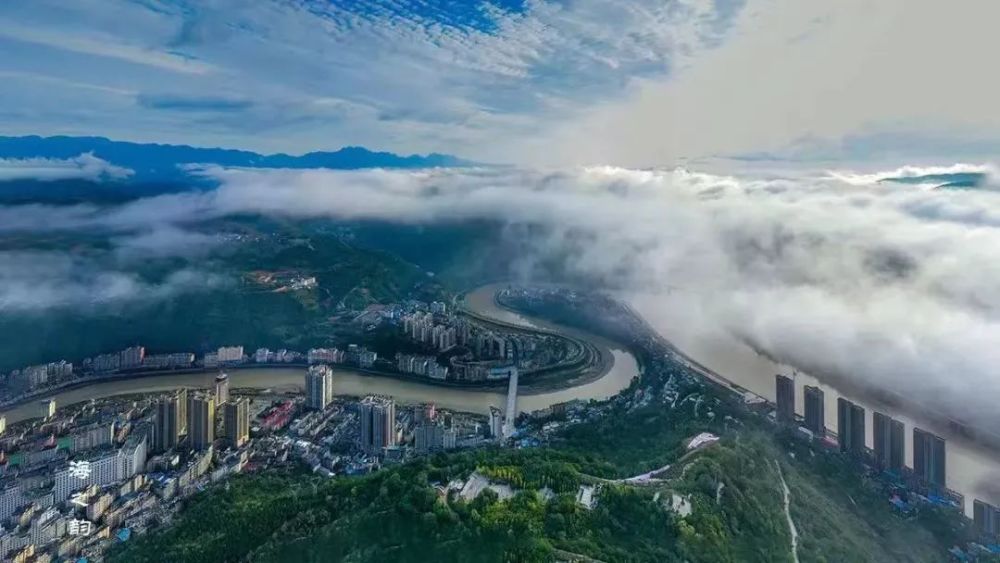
top-left (629, 290), bottom-right (1000, 515)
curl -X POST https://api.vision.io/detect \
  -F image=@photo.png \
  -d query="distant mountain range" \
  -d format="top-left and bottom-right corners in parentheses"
top-left (0, 135), bottom-right (472, 182)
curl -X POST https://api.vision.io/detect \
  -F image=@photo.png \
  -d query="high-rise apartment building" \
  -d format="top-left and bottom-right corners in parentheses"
top-left (70, 421), bottom-right (116, 453)
top-left (187, 393), bottom-right (215, 450)
top-left (224, 398), bottom-right (250, 447)
top-left (913, 427), bottom-right (946, 487)
top-left (177, 387), bottom-right (188, 435)
top-left (215, 373), bottom-right (230, 406)
top-left (974, 499), bottom-right (1000, 538)
top-left (414, 423), bottom-right (456, 453)
top-left (415, 403), bottom-right (437, 424)
top-left (837, 398), bottom-right (866, 455)
top-left (359, 395), bottom-right (396, 454)
top-left (39, 399), bottom-right (56, 420)
top-left (155, 393), bottom-right (181, 452)
top-left (872, 412), bottom-right (905, 471)
top-left (489, 406), bottom-right (504, 439)
top-left (305, 365), bottom-right (334, 410)
top-left (803, 385), bottom-right (825, 436)
top-left (775, 374), bottom-right (795, 424)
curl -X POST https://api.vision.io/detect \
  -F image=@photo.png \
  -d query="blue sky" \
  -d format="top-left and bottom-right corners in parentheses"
top-left (0, 0), bottom-right (998, 166)
top-left (0, 0), bottom-right (744, 161)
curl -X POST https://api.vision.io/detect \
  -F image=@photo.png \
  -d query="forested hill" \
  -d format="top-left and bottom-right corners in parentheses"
top-left (108, 295), bottom-right (969, 563)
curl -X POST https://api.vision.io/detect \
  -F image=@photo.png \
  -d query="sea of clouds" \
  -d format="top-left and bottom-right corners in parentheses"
top-left (2, 160), bottom-right (1000, 424)
top-left (0, 153), bottom-right (132, 182)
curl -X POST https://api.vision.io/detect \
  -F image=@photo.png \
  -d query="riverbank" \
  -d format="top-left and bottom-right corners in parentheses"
top-left (0, 360), bottom-right (511, 413)
top-left (458, 285), bottom-right (618, 393)
top-left (628, 289), bottom-right (1000, 515)
top-left (0, 289), bottom-right (618, 415)
top-left (0, 285), bottom-right (639, 426)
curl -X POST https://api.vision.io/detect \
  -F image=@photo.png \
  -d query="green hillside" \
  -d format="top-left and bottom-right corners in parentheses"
top-left (0, 222), bottom-right (443, 371)
top-left (108, 292), bottom-right (968, 563)
top-left (108, 408), bottom-right (958, 563)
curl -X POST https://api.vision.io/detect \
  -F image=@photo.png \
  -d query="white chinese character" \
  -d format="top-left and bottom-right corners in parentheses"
top-left (68, 460), bottom-right (91, 480)
top-left (70, 491), bottom-right (89, 508)
top-left (68, 518), bottom-right (93, 536)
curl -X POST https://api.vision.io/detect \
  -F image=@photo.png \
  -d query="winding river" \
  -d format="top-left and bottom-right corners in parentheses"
top-left (6, 282), bottom-right (996, 515)
top-left (0, 285), bottom-right (639, 426)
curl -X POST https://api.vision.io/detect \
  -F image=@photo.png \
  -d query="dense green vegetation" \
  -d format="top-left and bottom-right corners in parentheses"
top-left (0, 220), bottom-right (444, 371)
top-left (0, 216), bottom-right (539, 371)
top-left (38, 262), bottom-right (968, 562)
top-left (111, 392), bottom-right (961, 562)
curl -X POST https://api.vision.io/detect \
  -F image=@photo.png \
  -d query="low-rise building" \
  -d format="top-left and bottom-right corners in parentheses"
top-left (141, 353), bottom-right (194, 369)
top-left (216, 346), bottom-right (244, 364)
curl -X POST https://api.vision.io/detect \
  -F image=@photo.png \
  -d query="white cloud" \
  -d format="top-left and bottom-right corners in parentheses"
top-left (537, 0), bottom-right (1000, 167)
top-left (187, 164), bottom-right (1000, 427)
top-left (0, 154), bottom-right (133, 182)
top-left (113, 226), bottom-right (221, 259)
top-left (0, 70), bottom-right (137, 97)
top-left (0, 17), bottom-right (214, 74)
top-left (826, 164), bottom-right (998, 187)
top-left (6, 161), bottom-right (1000, 429)
top-left (0, 0), bottom-right (743, 158)
top-left (0, 251), bottom-right (226, 314)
